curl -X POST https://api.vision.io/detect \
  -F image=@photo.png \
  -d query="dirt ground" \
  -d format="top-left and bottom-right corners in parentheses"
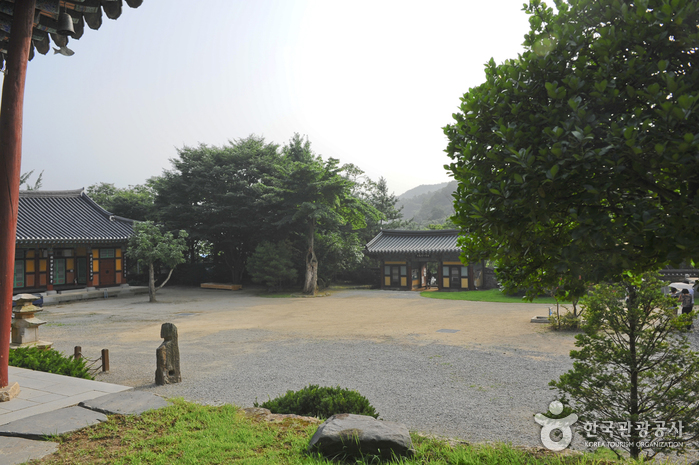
top-left (43, 287), bottom-right (576, 358)
top-left (34, 287), bottom-right (583, 445)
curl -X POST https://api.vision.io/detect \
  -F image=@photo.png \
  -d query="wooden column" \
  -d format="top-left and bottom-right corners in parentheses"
top-left (0, 0), bottom-right (36, 388)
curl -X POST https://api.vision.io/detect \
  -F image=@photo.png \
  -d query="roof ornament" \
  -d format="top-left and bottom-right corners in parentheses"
top-left (52, 45), bottom-right (74, 56)
top-left (57, 6), bottom-right (76, 38)
top-left (53, 4), bottom-right (76, 56)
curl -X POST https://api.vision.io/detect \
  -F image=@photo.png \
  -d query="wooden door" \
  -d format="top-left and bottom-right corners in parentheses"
top-left (76, 258), bottom-right (87, 284)
top-left (100, 259), bottom-right (116, 286)
top-left (450, 267), bottom-right (461, 289)
top-left (390, 266), bottom-right (400, 287)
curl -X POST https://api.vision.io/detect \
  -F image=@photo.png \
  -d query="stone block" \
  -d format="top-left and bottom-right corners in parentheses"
top-left (308, 413), bottom-right (414, 459)
top-left (0, 383), bottom-right (20, 403)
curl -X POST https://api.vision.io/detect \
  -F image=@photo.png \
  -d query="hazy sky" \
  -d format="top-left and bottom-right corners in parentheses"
top-left (14, 0), bottom-right (531, 196)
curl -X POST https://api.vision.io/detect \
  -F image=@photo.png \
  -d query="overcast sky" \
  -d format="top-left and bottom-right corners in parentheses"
top-left (13, 0), bottom-right (531, 197)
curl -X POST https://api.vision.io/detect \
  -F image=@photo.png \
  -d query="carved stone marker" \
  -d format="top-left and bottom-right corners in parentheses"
top-left (155, 323), bottom-right (181, 385)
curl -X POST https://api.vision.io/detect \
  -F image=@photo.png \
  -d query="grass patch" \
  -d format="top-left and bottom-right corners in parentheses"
top-left (32, 399), bottom-right (619, 465)
top-left (257, 292), bottom-right (297, 298)
top-left (421, 289), bottom-right (558, 304)
top-left (255, 289), bottom-right (332, 298)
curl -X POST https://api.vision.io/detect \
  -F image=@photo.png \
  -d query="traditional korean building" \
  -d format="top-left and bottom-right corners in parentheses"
top-left (365, 229), bottom-right (496, 291)
top-left (13, 189), bottom-right (134, 293)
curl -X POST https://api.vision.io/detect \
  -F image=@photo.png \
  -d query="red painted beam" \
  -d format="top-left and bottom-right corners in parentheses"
top-left (0, 0), bottom-right (36, 388)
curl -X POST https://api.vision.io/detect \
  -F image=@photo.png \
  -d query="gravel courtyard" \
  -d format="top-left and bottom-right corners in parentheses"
top-left (39, 287), bottom-right (585, 447)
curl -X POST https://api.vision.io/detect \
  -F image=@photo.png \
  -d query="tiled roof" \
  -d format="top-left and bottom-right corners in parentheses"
top-left (365, 229), bottom-right (460, 255)
top-left (0, 1), bottom-right (144, 61)
top-left (16, 189), bottom-right (134, 244)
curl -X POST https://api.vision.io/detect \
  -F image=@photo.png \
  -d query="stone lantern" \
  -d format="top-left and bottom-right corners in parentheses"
top-left (11, 294), bottom-right (52, 349)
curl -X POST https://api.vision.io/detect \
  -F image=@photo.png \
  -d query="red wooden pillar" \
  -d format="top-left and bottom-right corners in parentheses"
top-left (0, 0), bottom-right (36, 388)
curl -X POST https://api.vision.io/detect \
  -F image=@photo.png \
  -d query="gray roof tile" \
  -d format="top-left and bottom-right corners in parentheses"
top-left (16, 189), bottom-right (134, 244)
top-left (365, 229), bottom-right (460, 255)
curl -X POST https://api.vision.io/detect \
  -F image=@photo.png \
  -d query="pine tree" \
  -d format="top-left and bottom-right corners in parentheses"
top-left (552, 273), bottom-right (699, 459)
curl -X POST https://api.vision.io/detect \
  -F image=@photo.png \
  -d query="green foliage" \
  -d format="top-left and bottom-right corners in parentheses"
top-left (86, 181), bottom-right (157, 221)
top-left (169, 262), bottom-right (213, 286)
top-left (551, 272), bottom-right (699, 459)
top-left (128, 221), bottom-right (188, 270)
top-left (9, 347), bottom-right (93, 380)
top-left (116, 133), bottom-right (392, 290)
top-left (247, 241), bottom-right (298, 288)
top-left (20, 169), bottom-right (43, 190)
top-left (262, 134), bottom-right (380, 294)
top-left (254, 384), bottom-right (378, 420)
top-left (548, 308), bottom-right (583, 330)
top-left (365, 176), bottom-right (407, 234)
top-left (445, 0), bottom-right (699, 299)
top-left (153, 135), bottom-right (282, 284)
top-left (127, 221), bottom-right (188, 301)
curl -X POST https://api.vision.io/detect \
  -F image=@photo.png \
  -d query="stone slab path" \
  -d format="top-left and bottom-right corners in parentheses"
top-left (0, 368), bottom-right (168, 465)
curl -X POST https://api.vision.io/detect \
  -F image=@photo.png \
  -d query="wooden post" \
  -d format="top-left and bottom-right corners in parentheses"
top-left (0, 0), bottom-right (37, 388)
top-left (101, 349), bottom-right (109, 372)
top-left (74, 346), bottom-right (82, 360)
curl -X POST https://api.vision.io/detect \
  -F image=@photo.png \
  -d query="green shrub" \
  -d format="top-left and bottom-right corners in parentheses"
top-left (548, 310), bottom-right (583, 330)
top-left (254, 384), bottom-right (378, 419)
top-left (9, 347), bottom-right (94, 380)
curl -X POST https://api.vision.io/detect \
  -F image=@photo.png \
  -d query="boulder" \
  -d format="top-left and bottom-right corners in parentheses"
top-left (308, 413), bottom-right (414, 460)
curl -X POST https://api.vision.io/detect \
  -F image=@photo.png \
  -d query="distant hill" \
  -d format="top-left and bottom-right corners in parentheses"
top-left (396, 181), bottom-right (458, 227)
top-left (398, 182), bottom-right (451, 200)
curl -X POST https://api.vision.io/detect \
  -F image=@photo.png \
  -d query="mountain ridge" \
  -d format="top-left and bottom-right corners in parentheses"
top-left (398, 182), bottom-right (451, 200)
top-left (396, 181), bottom-right (457, 227)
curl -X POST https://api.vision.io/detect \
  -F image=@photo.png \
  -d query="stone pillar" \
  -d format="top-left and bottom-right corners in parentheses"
top-left (155, 323), bottom-right (181, 385)
top-left (10, 294), bottom-right (51, 349)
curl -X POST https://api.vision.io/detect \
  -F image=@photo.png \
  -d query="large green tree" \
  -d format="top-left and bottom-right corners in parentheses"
top-left (263, 134), bottom-right (379, 295)
top-left (445, 0), bottom-right (699, 297)
top-left (154, 135), bottom-right (281, 283)
top-left (366, 176), bottom-right (406, 234)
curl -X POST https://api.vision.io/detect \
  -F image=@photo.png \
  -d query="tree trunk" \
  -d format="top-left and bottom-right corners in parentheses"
top-left (232, 253), bottom-right (244, 285)
top-left (627, 284), bottom-right (640, 460)
top-left (148, 262), bottom-right (157, 303)
top-left (189, 239), bottom-right (196, 264)
top-left (156, 268), bottom-right (175, 292)
top-left (222, 245), bottom-right (244, 285)
top-left (303, 218), bottom-right (318, 295)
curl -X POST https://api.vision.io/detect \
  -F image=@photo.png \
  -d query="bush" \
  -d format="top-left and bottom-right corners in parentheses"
top-left (9, 347), bottom-right (94, 380)
top-left (548, 309), bottom-right (583, 330)
top-left (254, 385), bottom-right (378, 419)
